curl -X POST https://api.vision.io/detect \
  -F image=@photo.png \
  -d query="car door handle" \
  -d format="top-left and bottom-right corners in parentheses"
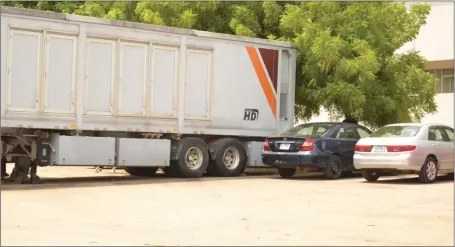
top-left (432, 144), bottom-right (438, 147)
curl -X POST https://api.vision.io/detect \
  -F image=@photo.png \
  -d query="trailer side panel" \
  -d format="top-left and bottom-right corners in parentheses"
top-left (1, 9), bottom-right (296, 138)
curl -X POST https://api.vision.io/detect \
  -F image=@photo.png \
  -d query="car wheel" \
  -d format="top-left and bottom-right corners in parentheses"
top-left (323, 155), bottom-right (343, 179)
top-left (419, 157), bottom-right (438, 183)
top-left (362, 171), bottom-right (380, 182)
top-left (278, 168), bottom-right (296, 178)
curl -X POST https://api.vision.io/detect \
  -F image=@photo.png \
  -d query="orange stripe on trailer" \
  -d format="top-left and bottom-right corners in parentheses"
top-left (245, 46), bottom-right (277, 118)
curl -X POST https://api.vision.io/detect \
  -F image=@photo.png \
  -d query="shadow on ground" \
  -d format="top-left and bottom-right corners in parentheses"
top-left (269, 172), bottom-right (454, 185)
top-left (269, 172), bottom-right (365, 181)
top-left (0, 169), bottom-right (277, 191)
top-left (360, 174), bottom-right (454, 185)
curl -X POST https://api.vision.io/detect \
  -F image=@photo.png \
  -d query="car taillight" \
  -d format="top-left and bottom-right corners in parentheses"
top-left (263, 138), bottom-right (271, 151)
top-left (299, 139), bottom-right (315, 151)
top-left (355, 145), bottom-right (372, 152)
top-left (386, 145), bottom-right (416, 152)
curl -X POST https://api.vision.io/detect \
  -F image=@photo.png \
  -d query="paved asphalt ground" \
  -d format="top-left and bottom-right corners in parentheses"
top-left (1, 165), bottom-right (453, 246)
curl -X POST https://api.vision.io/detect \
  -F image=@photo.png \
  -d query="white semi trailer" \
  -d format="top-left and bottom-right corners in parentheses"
top-left (0, 7), bottom-right (296, 183)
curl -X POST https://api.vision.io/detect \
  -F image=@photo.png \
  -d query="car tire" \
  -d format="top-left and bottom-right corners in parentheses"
top-left (323, 155), bottom-right (343, 179)
top-left (278, 168), bottom-right (296, 178)
top-left (124, 167), bottom-right (159, 177)
top-left (362, 171), bottom-right (380, 182)
top-left (419, 157), bottom-right (438, 183)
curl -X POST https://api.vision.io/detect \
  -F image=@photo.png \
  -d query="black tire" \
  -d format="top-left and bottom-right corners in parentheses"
top-left (362, 171), bottom-right (380, 182)
top-left (167, 137), bottom-right (209, 178)
top-left (124, 167), bottom-right (159, 177)
top-left (206, 138), bottom-right (247, 177)
top-left (419, 157), bottom-right (438, 183)
top-left (323, 155), bottom-right (343, 179)
top-left (278, 168), bottom-right (297, 178)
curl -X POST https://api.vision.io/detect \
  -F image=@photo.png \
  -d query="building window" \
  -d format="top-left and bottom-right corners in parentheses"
top-left (430, 69), bottom-right (442, 93)
top-left (442, 76), bottom-right (454, 93)
top-left (429, 68), bottom-right (454, 94)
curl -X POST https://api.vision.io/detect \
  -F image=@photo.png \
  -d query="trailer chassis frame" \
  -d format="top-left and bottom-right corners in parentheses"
top-left (1, 129), bottom-right (47, 184)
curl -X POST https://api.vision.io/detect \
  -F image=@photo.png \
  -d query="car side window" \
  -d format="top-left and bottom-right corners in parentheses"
top-left (428, 127), bottom-right (446, 142)
top-left (336, 127), bottom-right (357, 139)
top-left (443, 128), bottom-right (454, 142)
top-left (356, 127), bottom-right (370, 138)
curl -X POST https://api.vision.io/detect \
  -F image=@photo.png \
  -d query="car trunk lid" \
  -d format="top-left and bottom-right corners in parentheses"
top-left (266, 135), bottom-right (315, 152)
top-left (355, 137), bottom-right (417, 153)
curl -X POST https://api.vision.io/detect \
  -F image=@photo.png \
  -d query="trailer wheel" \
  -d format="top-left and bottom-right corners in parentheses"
top-left (124, 167), bottom-right (159, 177)
top-left (167, 137), bottom-right (209, 178)
top-left (206, 138), bottom-right (246, 177)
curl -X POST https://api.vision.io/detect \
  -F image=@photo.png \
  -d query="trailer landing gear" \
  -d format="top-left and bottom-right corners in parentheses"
top-left (1, 157), bottom-right (9, 180)
top-left (4, 156), bottom-right (41, 184)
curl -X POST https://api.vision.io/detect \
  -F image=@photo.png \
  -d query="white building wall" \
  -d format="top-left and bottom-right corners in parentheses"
top-left (417, 2), bottom-right (454, 127)
top-left (421, 93), bottom-right (454, 127)
top-left (300, 2), bottom-right (454, 127)
top-left (413, 2), bottom-right (454, 61)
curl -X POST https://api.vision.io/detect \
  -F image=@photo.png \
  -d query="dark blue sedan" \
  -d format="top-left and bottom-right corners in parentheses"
top-left (261, 121), bottom-right (373, 179)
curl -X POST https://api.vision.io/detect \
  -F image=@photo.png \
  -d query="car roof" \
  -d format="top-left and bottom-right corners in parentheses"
top-left (385, 123), bottom-right (425, 127)
top-left (296, 122), bottom-right (341, 127)
top-left (298, 122), bottom-right (341, 125)
top-left (385, 123), bottom-right (452, 128)
top-left (296, 122), bottom-right (369, 127)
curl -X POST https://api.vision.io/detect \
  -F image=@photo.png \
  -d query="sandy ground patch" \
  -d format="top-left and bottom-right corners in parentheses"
top-left (1, 165), bottom-right (453, 246)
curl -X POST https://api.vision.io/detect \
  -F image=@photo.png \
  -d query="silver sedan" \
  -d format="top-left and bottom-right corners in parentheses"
top-left (353, 123), bottom-right (454, 183)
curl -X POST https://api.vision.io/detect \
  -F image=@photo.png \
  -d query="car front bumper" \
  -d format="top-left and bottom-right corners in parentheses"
top-left (353, 153), bottom-right (421, 171)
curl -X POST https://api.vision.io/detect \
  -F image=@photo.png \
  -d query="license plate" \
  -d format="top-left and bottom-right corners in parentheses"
top-left (372, 146), bottom-right (386, 153)
top-left (279, 143), bottom-right (291, 150)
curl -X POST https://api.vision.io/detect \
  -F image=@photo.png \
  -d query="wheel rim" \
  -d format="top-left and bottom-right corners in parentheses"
top-left (426, 161), bottom-right (437, 180)
top-left (331, 160), bottom-right (340, 174)
top-left (185, 147), bottom-right (204, 170)
top-left (223, 147), bottom-right (240, 169)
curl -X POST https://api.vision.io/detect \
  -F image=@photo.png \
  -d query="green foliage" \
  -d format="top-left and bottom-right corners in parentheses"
top-left (280, 2), bottom-right (436, 128)
top-left (1, 1), bottom-right (437, 128)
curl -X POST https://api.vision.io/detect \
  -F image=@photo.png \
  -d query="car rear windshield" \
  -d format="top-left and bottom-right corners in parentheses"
top-left (282, 123), bottom-right (335, 136)
top-left (369, 125), bottom-right (421, 138)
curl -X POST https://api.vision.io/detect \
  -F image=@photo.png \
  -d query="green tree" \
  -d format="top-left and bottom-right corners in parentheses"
top-left (279, 2), bottom-right (436, 128)
top-left (0, 1), bottom-right (437, 128)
